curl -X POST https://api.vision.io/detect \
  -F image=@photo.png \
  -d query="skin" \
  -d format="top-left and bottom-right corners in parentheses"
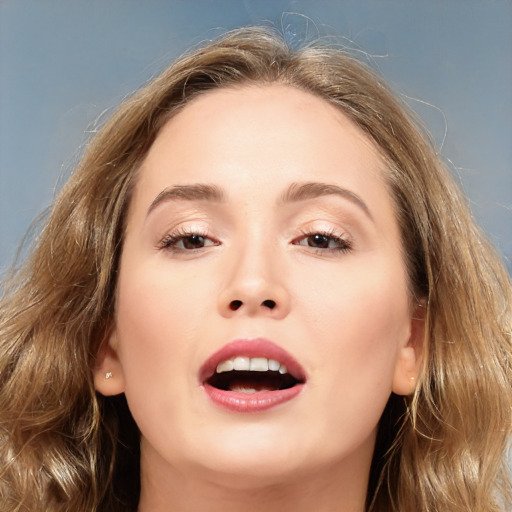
top-left (95, 84), bottom-right (424, 512)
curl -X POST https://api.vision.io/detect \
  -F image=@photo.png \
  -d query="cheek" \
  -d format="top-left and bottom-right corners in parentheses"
top-left (117, 257), bottom-right (215, 336)
top-left (296, 260), bottom-right (410, 406)
top-left (113, 261), bottom-right (217, 402)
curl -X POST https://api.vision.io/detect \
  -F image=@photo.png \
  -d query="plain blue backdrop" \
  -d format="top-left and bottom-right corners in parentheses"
top-left (1, 0), bottom-right (511, 273)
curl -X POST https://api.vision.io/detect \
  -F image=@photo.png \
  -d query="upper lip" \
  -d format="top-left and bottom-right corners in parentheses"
top-left (199, 338), bottom-right (307, 384)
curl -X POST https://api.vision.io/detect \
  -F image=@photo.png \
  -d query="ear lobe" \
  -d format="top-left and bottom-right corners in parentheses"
top-left (392, 301), bottom-right (426, 396)
top-left (93, 328), bottom-right (126, 396)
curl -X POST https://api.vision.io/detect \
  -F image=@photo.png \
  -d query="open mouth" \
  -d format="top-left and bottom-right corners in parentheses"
top-left (206, 356), bottom-right (303, 393)
top-left (200, 339), bottom-right (307, 412)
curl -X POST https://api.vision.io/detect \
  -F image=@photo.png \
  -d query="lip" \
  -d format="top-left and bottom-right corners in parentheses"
top-left (199, 338), bottom-right (307, 413)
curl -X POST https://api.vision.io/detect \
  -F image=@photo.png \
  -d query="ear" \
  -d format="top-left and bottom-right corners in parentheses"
top-left (93, 327), bottom-right (126, 396)
top-left (392, 300), bottom-right (426, 396)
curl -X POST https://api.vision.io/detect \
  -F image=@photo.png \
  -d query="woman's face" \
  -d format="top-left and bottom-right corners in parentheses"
top-left (96, 85), bottom-right (422, 490)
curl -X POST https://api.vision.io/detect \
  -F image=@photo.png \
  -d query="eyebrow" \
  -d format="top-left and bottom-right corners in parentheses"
top-left (280, 182), bottom-right (372, 219)
top-left (147, 181), bottom-right (372, 219)
top-left (147, 183), bottom-right (226, 215)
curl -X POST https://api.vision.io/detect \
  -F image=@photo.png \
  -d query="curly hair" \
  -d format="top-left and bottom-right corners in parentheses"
top-left (1, 27), bottom-right (510, 512)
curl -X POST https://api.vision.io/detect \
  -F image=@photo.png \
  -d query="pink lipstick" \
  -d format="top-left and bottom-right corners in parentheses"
top-left (200, 338), bottom-right (306, 413)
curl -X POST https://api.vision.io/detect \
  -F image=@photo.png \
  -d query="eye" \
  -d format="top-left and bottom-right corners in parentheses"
top-left (159, 230), bottom-right (220, 252)
top-left (293, 231), bottom-right (352, 252)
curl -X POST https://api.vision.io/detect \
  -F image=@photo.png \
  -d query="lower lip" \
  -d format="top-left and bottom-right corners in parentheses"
top-left (203, 383), bottom-right (304, 413)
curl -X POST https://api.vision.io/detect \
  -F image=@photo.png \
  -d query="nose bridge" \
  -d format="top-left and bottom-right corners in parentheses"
top-left (217, 229), bottom-right (290, 318)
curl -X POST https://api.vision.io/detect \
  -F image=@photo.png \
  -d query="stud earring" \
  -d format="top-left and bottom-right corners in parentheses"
top-left (105, 371), bottom-right (113, 380)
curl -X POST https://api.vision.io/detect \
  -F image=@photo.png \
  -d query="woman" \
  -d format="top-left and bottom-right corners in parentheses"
top-left (0, 27), bottom-right (510, 512)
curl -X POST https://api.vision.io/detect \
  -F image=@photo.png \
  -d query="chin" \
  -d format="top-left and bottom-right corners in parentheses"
top-left (176, 423), bottom-right (314, 488)
top-left (195, 455), bottom-right (308, 491)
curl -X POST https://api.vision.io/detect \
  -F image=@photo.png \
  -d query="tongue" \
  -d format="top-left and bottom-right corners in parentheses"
top-left (230, 384), bottom-right (274, 393)
top-left (208, 370), bottom-right (298, 393)
top-left (226, 373), bottom-right (281, 393)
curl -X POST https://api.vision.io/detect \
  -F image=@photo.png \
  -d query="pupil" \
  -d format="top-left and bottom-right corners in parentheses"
top-left (309, 234), bottom-right (329, 248)
top-left (184, 235), bottom-right (204, 249)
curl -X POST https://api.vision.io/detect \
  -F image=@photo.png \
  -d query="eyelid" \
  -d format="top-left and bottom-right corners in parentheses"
top-left (157, 223), bottom-right (220, 252)
top-left (293, 219), bottom-right (352, 239)
top-left (291, 227), bottom-right (353, 253)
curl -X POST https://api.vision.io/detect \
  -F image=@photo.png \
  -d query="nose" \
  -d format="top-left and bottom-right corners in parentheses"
top-left (217, 247), bottom-right (291, 320)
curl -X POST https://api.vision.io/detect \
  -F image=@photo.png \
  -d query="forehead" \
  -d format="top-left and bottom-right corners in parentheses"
top-left (133, 84), bottom-right (385, 199)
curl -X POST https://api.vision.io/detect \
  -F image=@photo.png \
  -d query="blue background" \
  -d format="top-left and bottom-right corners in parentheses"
top-left (1, 0), bottom-right (511, 273)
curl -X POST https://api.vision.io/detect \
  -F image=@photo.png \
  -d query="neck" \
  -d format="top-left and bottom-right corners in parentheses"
top-left (137, 441), bottom-right (371, 512)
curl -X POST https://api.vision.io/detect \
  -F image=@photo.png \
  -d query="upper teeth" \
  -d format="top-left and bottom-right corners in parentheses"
top-left (216, 356), bottom-right (288, 375)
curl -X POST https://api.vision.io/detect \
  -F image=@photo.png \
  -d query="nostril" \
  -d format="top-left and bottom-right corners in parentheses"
top-left (229, 300), bottom-right (243, 311)
top-left (262, 299), bottom-right (276, 309)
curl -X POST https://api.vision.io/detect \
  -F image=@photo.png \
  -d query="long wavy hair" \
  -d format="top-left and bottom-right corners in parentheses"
top-left (1, 27), bottom-right (510, 512)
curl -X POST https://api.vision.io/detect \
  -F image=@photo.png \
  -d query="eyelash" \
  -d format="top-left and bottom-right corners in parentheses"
top-left (158, 228), bottom-right (353, 254)
top-left (158, 228), bottom-right (219, 252)
top-left (292, 229), bottom-right (353, 254)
